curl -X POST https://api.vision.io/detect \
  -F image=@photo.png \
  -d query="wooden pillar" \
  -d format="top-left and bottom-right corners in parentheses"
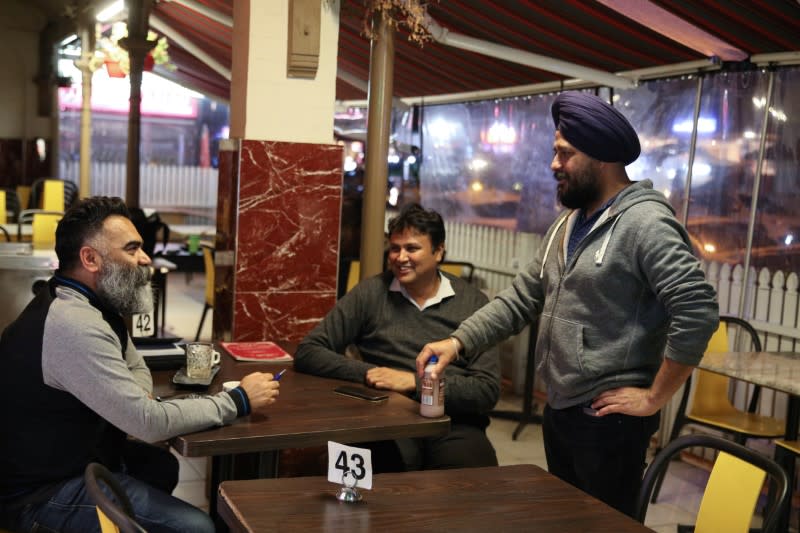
top-left (360, 12), bottom-right (395, 279)
top-left (75, 16), bottom-right (96, 199)
top-left (120, 0), bottom-right (156, 208)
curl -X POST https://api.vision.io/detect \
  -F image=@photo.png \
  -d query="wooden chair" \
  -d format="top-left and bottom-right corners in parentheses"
top-left (194, 244), bottom-right (214, 341)
top-left (84, 462), bottom-right (147, 533)
top-left (650, 315), bottom-right (784, 503)
top-left (636, 434), bottom-right (789, 533)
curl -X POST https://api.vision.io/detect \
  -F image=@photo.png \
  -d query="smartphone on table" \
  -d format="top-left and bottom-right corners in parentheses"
top-left (334, 385), bottom-right (389, 402)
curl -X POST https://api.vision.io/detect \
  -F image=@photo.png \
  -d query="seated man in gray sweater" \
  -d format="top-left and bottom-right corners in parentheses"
top-left (0, 197), bottom-right (280, 533)
top-left (295, 203), bottom-right (500, 471)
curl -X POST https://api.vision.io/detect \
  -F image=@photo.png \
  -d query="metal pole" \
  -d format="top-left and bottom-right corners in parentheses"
top-left (360, 12), bottom-right (394, 279)
top-left (737, 70), bottom-right (775, 319)
top-left (680, 75), bottom-right (703, 226)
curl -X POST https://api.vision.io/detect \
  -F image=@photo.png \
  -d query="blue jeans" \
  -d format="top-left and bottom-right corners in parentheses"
top-left (11, 473), bottom-right (214, 533)
top-left (543, 403), bottom-right (659, 518)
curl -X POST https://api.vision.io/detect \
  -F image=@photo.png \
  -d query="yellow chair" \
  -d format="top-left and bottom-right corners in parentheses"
top-left (194, 244), bottom-right (215, 341)
top-left (42, 179), bottom-right (64, 212)
top-left (636, 434), bottom-right (789, 533)
top-left (31, 213), bottom-right (62, 250)
top-left (650, 315), bottom-right (784, 503)
top-left (84, 462), bottom-right (147, 533)
top-left (440, 260), bottom-right (475, 283)
top-left (0, 190), bottom-right (6, 224)
top-left (346, 259), bottom-right (360, 293)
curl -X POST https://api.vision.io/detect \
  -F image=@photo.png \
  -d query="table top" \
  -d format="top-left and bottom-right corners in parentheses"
top-left (217, 464), bottom-right (651, 532)
top-left (700, 351), bottom-right (800, 396)
top-left (153, 355), bottom-right (450, 457)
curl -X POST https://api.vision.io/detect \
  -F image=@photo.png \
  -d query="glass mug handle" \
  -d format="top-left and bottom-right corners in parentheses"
top-left (212, 350), bottom-right (221, 365)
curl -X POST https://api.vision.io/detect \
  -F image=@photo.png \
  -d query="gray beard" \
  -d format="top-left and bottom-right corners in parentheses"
top-left (96, 260), bottom-right (154, 316)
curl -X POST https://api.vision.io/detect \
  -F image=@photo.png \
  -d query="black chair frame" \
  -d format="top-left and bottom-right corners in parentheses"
top-left (84, 462), bottom-right (147, 533)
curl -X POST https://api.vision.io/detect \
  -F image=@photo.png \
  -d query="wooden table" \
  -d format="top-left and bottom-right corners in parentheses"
top-left (699, 350), bottom-right (800, 532)
top-left (152, 354), bottom-right (450, 517)
top-left (217, 464), bottom-right (652, 532)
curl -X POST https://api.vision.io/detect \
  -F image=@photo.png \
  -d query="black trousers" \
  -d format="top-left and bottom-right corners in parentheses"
top-left (361, 420), bottom-right (498, 473)
top-left (543, 403), bottom-right (659, 518)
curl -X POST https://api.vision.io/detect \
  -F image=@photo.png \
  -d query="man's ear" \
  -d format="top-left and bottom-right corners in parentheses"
top-left (79, 245), bottom-right (101, 273)
top-left (434, 244), bottom-right (445, 263)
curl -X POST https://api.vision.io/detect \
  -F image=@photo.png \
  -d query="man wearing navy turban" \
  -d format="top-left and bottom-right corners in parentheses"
top-left (418, 91), bottom-right (719, 517)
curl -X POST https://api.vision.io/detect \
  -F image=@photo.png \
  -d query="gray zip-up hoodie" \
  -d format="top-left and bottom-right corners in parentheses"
top-left (454, 179), bottom-right (719, 409)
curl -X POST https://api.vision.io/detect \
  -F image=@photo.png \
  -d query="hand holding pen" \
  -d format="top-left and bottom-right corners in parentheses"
top-left (239, 370), bottom-right (281, 411)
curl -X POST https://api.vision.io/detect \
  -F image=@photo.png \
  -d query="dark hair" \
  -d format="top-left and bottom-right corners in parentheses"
top-left (387, 203), bottom-right (446, 252)
top-left (55, 196), bottom-right (131, 273)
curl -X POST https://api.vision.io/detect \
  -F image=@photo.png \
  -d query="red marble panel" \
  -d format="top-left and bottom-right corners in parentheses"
top-left (234, 291), bottom-right (337, 343)
top-left (232, 139), bottom-right (343, 341)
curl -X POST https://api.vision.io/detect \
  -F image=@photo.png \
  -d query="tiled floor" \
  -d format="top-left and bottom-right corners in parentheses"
top-left (159, 272), bottom-right (766, 531)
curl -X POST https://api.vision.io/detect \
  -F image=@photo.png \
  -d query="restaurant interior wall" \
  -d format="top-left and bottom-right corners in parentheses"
top-left (0, 2), bottom-right (56, 188)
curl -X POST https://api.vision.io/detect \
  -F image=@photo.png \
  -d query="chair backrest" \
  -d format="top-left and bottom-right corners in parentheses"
top-left (202, 244), bottom-right (215, 306)
top-left (31, 213), bottom-right (62, 250)
top-left (42, 179), bottom-right (64, 211)
top-left (690, 316), bottom-right (764, 416)
top-left (84, 463), bottom-right (147, 533)
top-left (30, 179), bottom-right (79, 211)
top-left (0, 190), bottom-right (6, 224)
top-left (440, 260), bottom-right (475, 283)
top-left (636, 434), bottom-right (789, 533)
top-left (346, 259), bottom-right (360, 293)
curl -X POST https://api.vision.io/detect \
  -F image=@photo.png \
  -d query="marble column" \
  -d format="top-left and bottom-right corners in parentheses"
top-left (214, 139), bottom-right (341, 342)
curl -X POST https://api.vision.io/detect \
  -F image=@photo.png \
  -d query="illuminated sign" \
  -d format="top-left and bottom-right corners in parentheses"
top-left (59, 71), bottom-right (198, 118)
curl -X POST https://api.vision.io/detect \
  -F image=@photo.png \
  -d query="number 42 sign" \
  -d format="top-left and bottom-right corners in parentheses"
top-left (327, 441), bottom-right (373, 490)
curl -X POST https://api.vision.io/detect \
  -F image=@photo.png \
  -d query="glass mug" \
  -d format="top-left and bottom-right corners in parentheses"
top-left (185, 342), bottom-right (221, 379)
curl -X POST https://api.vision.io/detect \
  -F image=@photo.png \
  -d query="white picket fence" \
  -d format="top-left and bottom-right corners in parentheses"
top-left (59, 161), bottom-right (218, 209)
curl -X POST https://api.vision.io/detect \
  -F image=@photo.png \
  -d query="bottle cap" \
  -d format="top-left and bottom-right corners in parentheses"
top-left (428, 355), bottom-right (439, 364)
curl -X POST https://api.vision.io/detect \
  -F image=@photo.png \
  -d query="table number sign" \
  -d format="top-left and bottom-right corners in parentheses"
top-left (327, 441), bottom-right (373, 490)
top-left (131, 312), bottom-right (155, 337)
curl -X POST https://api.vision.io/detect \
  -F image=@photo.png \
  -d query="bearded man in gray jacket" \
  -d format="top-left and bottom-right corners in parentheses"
top-left (417, 92), bottom-right (719, 517)
top-left (0, 197), bottom-right (280, 533)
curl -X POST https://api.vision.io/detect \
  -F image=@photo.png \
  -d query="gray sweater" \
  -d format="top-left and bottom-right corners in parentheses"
top-left (42, 285), bottom-right (240, 442)
top-left (295, 271), bottom-right (500, 416)
top-left (454, 180), bottom-right (719, 409)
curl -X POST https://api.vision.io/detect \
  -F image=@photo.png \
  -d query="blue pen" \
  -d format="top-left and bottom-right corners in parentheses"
top-left (273, 368), bottom-right (287, 381)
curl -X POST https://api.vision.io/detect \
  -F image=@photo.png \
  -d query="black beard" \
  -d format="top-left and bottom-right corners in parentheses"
top-left (555, 170), bottom-right (601, 210)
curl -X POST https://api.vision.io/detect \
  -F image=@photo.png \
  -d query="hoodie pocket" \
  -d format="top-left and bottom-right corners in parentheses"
top-left (542, 315), bottom-right (592, 388)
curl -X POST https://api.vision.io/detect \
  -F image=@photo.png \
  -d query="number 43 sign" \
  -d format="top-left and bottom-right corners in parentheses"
top-left (327, 441), bottom-right (373, 490)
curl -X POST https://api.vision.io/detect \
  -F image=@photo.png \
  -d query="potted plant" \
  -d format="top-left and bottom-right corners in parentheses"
top-left (92, 22), bottom-right (174, 77)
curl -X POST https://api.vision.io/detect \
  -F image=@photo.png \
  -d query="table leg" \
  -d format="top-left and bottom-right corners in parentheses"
top-left (208, 452), bottom-right (280, 524)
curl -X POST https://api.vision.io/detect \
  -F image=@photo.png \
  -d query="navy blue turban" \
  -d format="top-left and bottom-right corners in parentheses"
top-left (551, 92), bottom-right (641, 165)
